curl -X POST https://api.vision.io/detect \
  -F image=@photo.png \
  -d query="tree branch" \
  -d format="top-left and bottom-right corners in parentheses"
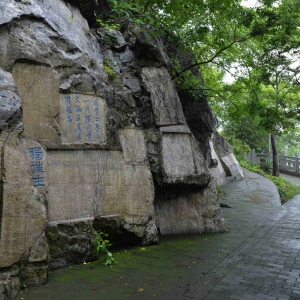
top-left (171, 36), bottom-right (251, 80)
top-left (178, 86), bottom-right (243, 102)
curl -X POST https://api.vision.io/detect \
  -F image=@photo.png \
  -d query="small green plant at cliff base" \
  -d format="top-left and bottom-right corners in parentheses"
top-left (216, 185), bottom-right (225, 196)
top-left (93, 231), bottom-right (115, 265)
top-left (104, 64), bottom-right (118, 80)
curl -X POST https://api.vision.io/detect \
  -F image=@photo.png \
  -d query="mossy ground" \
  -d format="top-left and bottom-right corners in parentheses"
top-left (22, 233), bottom-right (226, 300)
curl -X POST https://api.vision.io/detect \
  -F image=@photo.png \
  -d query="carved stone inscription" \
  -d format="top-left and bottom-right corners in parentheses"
top-left (12, 63), bottom-right (60, 143)
top-left (60, 94), bottom-right (106, 144)
top-left (162, 133), bottom-right (195, 176)
top-left (47, 150), bottom-right (154, 222)
top-left (47, 151), bottom-right (123, 221)
top-left (119, 129), bottom-right (147, 163)
top-left (141, 67), bottom-right (186, 126)
top-left (0, 132), bottom-right (47, 268)
top-left (29, 147), bottom-right (46, 187)
top-left (47, 151), bottom-right (154, 222)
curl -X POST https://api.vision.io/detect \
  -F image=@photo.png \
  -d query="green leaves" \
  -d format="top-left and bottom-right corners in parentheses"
top-left (109, 0), bottom-right (141, 18)
top-left (93, 231), bottom-right (115, 266)
top-left (98, 0), bottom-right (300, 157)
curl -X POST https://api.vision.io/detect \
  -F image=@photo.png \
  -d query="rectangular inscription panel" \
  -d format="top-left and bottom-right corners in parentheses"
top-left (47, 151), bottom-right (126, 222)
top-left (119, 129), bottom-right (147, 163)
top-left (47, 150), bottom-right (155, 222)
top-left (162, 133), bottom-right (195, 176)
top-left (60, 94), bottom-right (106, 144)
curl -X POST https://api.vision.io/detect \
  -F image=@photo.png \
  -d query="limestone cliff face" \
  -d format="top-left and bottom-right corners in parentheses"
top-left (0, 1), bottom-right (243, 298)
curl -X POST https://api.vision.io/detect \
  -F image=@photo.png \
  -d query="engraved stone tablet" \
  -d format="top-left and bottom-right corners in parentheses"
top-left (141, 67), bottom-right (186, 126)
top-left (47, 150), bottom-right (154, 222)
top-left (119, 129), bottom-right (147, 163)
top-left (162, 133), bottom-right (195, 176)
top-left (46, 150), bottom-right (120, 221)
top-left (0, 132), bottom-right (47, 267)
top-left (124, 164), bottom-right (154, 216)
top-left (20, 139), bottom-right (48, 192)
top-left (60, 94), bottom-right (106, 144)
top-left (12, 63), bottom-right (60, 142)
top-left (159, 125), bottom-right (190, 133)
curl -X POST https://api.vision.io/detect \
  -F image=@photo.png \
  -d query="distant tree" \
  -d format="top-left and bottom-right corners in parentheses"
top-left (222, 117), bottom-right (269, 152)
top-left (277, 129), bottom-right (300, 155)
top-left (217, 0), bottom-right (300, 176)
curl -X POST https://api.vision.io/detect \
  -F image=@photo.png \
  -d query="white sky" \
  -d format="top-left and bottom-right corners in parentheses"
top-left (241, 0), bottom-right (261, 8)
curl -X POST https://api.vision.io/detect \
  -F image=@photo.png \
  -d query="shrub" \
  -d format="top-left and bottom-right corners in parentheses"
top-left (221, 134), bottom-right (251, 162)
top-left (260, 159), bottom-right (273, 173)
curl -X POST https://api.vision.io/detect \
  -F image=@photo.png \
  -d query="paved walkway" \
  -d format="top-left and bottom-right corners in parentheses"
top-left (23, 169), bottom-right (300, 300)
top-left (281, 173), bottom-right (300, 186)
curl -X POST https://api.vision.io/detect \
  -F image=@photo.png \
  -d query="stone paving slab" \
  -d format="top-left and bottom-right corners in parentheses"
top-left (22, 169), bottom-right (300, 300)
top-left (280, 173), bottom-right (300, 186)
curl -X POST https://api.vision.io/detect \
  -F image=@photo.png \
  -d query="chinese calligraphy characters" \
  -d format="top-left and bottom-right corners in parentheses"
top-left (29, 147), bottom-right (45, 187)
top-left (60, 94), bottom-right (106, 144)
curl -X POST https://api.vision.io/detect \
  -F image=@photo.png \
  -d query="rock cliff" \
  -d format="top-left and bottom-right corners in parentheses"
top-left (0, 1), bottom-right (243, 298)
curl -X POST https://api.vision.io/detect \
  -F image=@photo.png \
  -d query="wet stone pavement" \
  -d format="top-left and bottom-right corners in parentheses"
top-left (280, 173), bottom-right (300, 186)
top-left (23, 169), bottom-right (300, 300)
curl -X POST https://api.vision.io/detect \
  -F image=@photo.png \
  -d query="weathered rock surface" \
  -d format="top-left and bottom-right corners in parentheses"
top-left (46, 220), bottom-right (96, 269)
top-left (211, 133), bottom-right (244, 184)
top-left (136, 28), bottom-right (172, 68)
top-left (0, 129), bottom-right (47, 268)
top-left (155, 181), bottom-right (227, 235)
top-left (141, 67), bottom-right (186, 126)
top-left (0, 0), bottom-right (243, 298)
top-left (97, 28), bottom-right (127, 51)
top-left (0, 69), bottom-right (21, 130)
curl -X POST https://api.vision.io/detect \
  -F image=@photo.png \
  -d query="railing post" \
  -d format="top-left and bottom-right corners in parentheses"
top-left (251, 149), bottom-right (256, 163)
top-left (279, 152), bottom-right (283, 168)
top-left (283, 151), bottom-right (288, 169)
top-left (247, 152), bottom-right (251, 162)
top-left (296, 153), bottom-right (300, 173)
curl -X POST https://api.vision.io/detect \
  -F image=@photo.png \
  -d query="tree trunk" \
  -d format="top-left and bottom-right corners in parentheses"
top-left (271, 134), bottom-right (279, 177)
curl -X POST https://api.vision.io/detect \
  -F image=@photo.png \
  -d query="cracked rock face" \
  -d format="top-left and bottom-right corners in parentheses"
top-left (0, 0), bottom-right (243, 298)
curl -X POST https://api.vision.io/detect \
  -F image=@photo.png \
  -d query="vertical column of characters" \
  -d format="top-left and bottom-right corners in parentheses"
top-left (84, 99), bottom-right (92, 142)
top-left (29, 147), bottom-right (45, 187)
top-left (74, 96), bottom-right (83, 142)
top-left (64, 95), bottom-right (73, 124)
top-left (93, 98), bottom-right (101, 142)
